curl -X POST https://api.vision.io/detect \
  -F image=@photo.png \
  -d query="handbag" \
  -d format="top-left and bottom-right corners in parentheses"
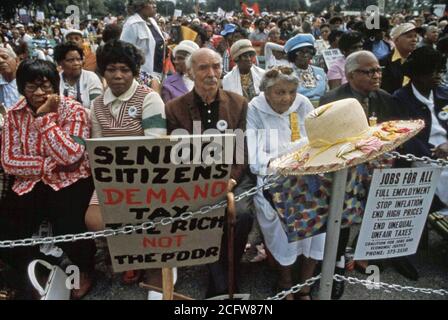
top-left (27, 259), bottom-right (71, 300)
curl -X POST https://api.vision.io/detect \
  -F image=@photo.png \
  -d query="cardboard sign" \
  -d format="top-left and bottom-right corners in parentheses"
top-left (354, 167), bottom-right (440, 260)
top-left (36, 11), bottom-right (45, 22)
top-left (322, 49), bottom-right (344, 70)
top-left (86, 135), bottom-right (234, 272)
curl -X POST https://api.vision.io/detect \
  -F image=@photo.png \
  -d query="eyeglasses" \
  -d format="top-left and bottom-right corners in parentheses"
top-left (353, 67), bottom-right (383, 77)
top-left (24, 82), bottom-right (54, 93)
top-left (265, 66), bottom-right (294, 78)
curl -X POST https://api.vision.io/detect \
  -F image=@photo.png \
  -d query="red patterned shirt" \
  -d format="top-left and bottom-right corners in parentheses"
top-left (1, 96), bottom-right (91, 195)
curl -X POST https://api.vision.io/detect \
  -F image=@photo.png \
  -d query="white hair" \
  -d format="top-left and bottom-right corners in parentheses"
top-left (0, 46), bottom-right (17, 59)
top-left (259, 69), bottom-right (299, 92)
top-left (345, 51), bottom-right (378, 76)
top-left (185, 48), bottom-right (223, 74)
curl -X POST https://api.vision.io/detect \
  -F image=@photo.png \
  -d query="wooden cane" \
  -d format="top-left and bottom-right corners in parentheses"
top-left (227, 180), bottom-right (237, 300)
top-left (162, 268), bottom-right (174, 300)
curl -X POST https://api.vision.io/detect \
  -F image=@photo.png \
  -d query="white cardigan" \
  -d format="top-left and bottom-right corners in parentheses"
top-left (222, 65), bottom-right (265, 97)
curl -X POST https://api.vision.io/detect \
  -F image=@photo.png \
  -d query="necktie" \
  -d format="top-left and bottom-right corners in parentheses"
top-left (290, 113), bottom-right (300, 142)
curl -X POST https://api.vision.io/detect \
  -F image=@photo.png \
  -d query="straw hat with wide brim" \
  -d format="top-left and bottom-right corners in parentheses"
top-left (270, 98), bottom-right (424, 176)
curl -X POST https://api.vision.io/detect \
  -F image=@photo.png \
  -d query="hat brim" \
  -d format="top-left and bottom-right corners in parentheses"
top-left (286, 43), bottom-right (314, 53)
top-left (270, 120), bottom-right (424, 176)
top-left (233, 47), bottom-right (256, 60)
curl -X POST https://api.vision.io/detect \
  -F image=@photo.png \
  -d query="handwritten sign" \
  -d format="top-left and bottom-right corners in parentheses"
top-left (86, 135), bottom-right (234, 272)
top-left (322, 49), bottom-right (344, 70)
top-left (354, 168), bottom-right (440, 260)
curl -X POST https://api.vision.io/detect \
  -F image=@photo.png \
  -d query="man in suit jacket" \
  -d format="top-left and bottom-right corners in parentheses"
top-left (166, 48), bottom-right (255, 298)
top-left (320, 50), bottom-right (405, 122)
top-left (319, 51), bottom-right (409, 298)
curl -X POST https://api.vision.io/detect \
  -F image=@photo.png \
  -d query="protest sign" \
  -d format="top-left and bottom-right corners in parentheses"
top-left (322, 49), bottom-right (344, 70)
top-left (36, 11), bottom-right (45, 22)
top-left (354, 167), bottom-right (440, 260)
top-left (174, 9), bottom-right (182, 18)
top-left (86, 134), bottom-right (234, 272)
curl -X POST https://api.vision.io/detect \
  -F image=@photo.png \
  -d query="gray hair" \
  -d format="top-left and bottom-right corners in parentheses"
top-left (185, 48), bottom-right (223, 73)
top-left (0, 46), bottom-right (17, 59)
top-left (345, 51), bottom-right (378, 76)
top-left (259, 66), bottom-right (299, 91)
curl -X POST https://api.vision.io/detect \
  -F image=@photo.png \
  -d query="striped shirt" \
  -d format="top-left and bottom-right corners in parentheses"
top-left (1, 97), bottom-right (91, 195)
top-left (91, 80), bottom-right (166, 138)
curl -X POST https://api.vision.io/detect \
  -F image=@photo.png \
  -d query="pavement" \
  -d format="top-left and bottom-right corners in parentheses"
top-left (84, 224), bottom-right (448, 301)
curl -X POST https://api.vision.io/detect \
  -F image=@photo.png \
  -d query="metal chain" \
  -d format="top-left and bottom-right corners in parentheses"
top-left (334, 274), bottom-right (448, 297)
top-left (266, 275), bottom-right (321, 300)
top-left (0, 175), bottom-right (281, 249)
top-left (0, 152), bottom-right (445, 249)
top-left (385, 152), bottom-right (448, 167)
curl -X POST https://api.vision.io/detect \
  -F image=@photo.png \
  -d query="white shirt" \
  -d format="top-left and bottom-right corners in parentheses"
top-left (183, 74), bottom-right (194, 92)
top-left (412, 84), bottom-right (448, 147)
top-left (59, 70), bottom-right (103, 109)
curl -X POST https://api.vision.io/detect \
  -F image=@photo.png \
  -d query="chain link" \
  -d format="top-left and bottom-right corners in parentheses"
top-left (0, 175), bottom-right (281, 249)
top-left (385, 152), bottom-right (448, 167)
top-left (0, 153), bottom-right (445, 249)
top-left (334, 274), bottom-right (448, 297)
top-left (265, 275), bottom-right (321, 300)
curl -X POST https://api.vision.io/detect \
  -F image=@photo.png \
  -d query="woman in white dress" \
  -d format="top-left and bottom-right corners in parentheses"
top-left (247, 66), bottom-right (325, 300)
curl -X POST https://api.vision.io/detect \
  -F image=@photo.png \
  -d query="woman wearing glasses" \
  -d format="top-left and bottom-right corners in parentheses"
top-left (247, 66), bottom-right (325, 299)
top-left (0, 59), bottom-right (95, 299)
top-left (284, 34), bottom-right (328, 106)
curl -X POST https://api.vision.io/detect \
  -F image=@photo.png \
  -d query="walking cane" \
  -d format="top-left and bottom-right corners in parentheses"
top-left (227, 180), bottom-right (237, 300)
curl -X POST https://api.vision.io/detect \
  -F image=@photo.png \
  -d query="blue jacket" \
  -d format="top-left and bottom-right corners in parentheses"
top-left (394, 84), bottom-right (448, 157)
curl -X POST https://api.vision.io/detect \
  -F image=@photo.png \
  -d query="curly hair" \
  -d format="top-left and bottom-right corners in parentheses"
top-left (53, 42), bottom-right (84, 64)
top-left (96, 40), bottom-right (145, 77)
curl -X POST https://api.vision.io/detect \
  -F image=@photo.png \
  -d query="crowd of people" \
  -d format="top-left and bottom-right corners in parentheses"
top-left (1, 0), bottom-right (448, 300)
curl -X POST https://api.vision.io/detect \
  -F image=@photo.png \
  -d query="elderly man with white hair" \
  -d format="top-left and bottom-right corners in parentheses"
top-left (319, 50), bottom-right (408, 299)
top-left (165, 48), bottom-right (256, 298)
top-left (0, 47), bottom-right (20, 110)
top-left (321, 50), bottom-right (402, 120)
top-left (222, 39), bottom-right (265, 102)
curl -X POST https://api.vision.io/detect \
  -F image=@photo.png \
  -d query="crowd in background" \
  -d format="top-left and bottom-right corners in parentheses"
top-left (1, 0), bottom-right (448, 300)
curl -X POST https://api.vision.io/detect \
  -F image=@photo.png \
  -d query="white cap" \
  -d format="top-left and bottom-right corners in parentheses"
top-left (173, 40), bottom-right (200, 58)
top-left (390, 23), bottom-right (417, 41)
top-left (65, 29), bottom-right (83, 39)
